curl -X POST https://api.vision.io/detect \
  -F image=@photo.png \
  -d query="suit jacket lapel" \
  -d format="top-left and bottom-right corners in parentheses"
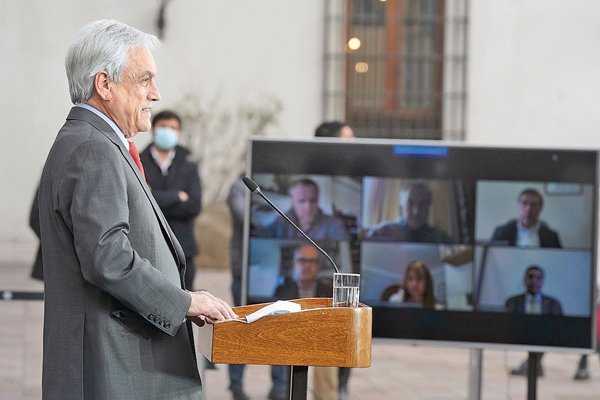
top-left (66, 107), bottom-right (186, 270)
top-left (508, 222), bottom-right (518, 246)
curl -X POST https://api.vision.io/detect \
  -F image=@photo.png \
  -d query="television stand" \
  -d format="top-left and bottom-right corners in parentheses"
top-left (527, 352), bottom-right (541, 400)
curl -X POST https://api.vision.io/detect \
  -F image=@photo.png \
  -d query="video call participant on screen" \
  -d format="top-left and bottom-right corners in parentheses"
top-left (273, 243), bottom-right (332, 299)
top-left (504, 265), bottom-right (563, 315)
top-left (365, 181), bottom-right (453, 244)
top-left (505, 265), bottom-right (563, 378)
top-left (491, 188), bottom-right (562, 248)
top-left (258, 178), bottom-right (350, 241)
top-left (387, 260), bottom-right (441, 309)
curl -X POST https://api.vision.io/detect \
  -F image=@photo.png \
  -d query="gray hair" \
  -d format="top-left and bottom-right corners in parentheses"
top-left (65, 19), bottom-right (159, 104)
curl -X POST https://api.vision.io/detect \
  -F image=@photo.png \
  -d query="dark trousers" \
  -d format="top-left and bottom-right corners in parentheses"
top-left (339, 367), bottom-right (351, 392)
top-left (227, 277), bottom-right (290, 394)
top-left (228, 276), bottom-right (246, 391)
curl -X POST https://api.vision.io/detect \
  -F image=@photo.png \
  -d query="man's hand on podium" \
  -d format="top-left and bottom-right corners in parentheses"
top-left (188, 315), bottom-right (212, 327)
top-left (187, 291), bottom-right (238, 326)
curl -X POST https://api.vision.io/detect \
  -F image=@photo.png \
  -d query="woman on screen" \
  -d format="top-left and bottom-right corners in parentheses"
top-left (388, 260), bottom-right (441, 309)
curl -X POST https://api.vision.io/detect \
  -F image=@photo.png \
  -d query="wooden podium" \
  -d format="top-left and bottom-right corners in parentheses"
top-left (197, 297), bottom-right (372, 400)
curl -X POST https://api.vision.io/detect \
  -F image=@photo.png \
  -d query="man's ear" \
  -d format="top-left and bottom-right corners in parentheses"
top-left (93, 71), bottom-right (112, 101)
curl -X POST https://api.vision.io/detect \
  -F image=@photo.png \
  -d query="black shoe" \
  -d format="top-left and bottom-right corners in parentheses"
top-left (339, 387), bottom-right (347, 400)
top-left (574, 368), bottom-right (590, 381)
top-left (510, 362), bottom-right (544, 377)
top-left (268, 389), bottom-right (287, 400)
top-left (231, 388), bottom-right (249, 400)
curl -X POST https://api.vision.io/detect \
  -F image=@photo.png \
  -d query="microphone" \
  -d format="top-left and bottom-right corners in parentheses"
top-left (242, 176), bottom-right (340, 274)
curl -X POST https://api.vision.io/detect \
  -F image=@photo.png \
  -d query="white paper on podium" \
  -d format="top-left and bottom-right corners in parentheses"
top-left (243, 300), bottom-right (301, 323)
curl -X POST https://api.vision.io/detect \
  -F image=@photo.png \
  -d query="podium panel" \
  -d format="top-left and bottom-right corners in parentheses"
top-left (197, 298), bottom-right (371, 368)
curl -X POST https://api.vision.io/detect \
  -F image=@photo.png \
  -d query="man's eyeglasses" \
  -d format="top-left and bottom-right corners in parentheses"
top-left (295, 258), bottom-right (320, 265)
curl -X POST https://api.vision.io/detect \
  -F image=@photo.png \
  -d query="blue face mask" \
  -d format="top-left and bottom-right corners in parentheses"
top-left (153, 127), bottom-right (179, 150)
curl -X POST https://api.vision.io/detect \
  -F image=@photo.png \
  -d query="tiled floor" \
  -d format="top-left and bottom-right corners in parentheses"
top-left (2, 258), bottom-right (600, 400)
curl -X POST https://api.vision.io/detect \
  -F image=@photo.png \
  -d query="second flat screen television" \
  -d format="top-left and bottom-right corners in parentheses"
top-left (243, 138), bottom-right (597, 351)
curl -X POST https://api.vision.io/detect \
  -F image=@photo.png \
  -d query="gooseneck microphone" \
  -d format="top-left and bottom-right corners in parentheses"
top-left (242, 176), bottom-right (340, 274)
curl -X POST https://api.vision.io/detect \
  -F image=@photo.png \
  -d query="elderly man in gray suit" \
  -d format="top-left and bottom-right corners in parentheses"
top-left (38, 20), bottom-right (237, 399)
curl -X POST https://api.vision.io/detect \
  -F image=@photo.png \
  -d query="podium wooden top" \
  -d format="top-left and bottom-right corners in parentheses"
top-left (196, 298), bottom-right (372, 368)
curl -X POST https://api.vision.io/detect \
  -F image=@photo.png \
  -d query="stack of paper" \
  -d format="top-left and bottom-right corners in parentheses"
top-left (244, 300), bottom-right (301, 323)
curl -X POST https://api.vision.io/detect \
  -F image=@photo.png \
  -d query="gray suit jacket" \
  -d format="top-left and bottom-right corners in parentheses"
top-left (38, 107), bottom-right (201, 399)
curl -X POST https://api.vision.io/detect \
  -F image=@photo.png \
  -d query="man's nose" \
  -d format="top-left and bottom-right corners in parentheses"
top-left (149, 81), bottom-right (161, 101)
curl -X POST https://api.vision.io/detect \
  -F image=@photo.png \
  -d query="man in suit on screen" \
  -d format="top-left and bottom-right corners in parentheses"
top-left (38, 20), bottom-right (236, 399)
top-left (504, 265), bottom-right (563, 315)
top-left (273, 243), bottom-right (333, 299)
top-left (491, 188), bottom-right (562, 248)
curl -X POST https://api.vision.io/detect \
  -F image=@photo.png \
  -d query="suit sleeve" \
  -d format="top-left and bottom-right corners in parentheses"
top-left (227, 179), bottom-right (246, 223)
top-left (63, 139), bottom-right (190, 336)
top-left (552, 231), bottom-right (562, 248)
top-left (490, 226), bottom-right (502, 242)
top-left (504, 297), bottom-right (515, 312)
top-left (552, 299), bottom-right (564, 316)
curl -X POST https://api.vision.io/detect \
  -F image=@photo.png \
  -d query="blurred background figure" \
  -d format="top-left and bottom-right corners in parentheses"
top-left (272, 243), bottom-right (336, 400)
top-left (314, 120), bottom-right (355, 400)
top-left (28, 187), bottom-right (43, 281)
top-left (140, 110), bottom-right (202, 290)
top-left (141, 110), bottom-right (218, 371)
top-left (226, 177), bottom-right (250, 400)
top-left (572, 295), bottom-right (599, 381)
top-left (314, 121), bottom-right (354, 139)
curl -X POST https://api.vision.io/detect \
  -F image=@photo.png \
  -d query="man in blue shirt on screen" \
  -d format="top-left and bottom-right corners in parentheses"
top-left (258, 178), bottom-right (350, 241)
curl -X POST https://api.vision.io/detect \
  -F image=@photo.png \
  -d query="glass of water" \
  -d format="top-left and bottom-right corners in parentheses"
top-left (333, 273), bottom-right (360, 307)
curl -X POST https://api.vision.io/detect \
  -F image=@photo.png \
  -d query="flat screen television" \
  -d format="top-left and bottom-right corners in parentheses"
top-left (242, 137), bottom-right (597, 351)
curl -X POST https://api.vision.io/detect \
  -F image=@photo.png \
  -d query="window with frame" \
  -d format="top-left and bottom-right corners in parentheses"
top-left (323, 0), bottom-right (467, 140)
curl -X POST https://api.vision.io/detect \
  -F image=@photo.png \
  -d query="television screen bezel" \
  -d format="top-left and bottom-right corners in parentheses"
top-left (241, 136), bottom-right (598, 353)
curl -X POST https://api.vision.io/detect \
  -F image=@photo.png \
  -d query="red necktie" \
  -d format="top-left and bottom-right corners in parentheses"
top-left (128, 141), bottom-right (146, 181)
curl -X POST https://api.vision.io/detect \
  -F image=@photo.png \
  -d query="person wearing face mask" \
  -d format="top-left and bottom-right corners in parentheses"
top-left (140, 110), bottom-right (202, 291)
